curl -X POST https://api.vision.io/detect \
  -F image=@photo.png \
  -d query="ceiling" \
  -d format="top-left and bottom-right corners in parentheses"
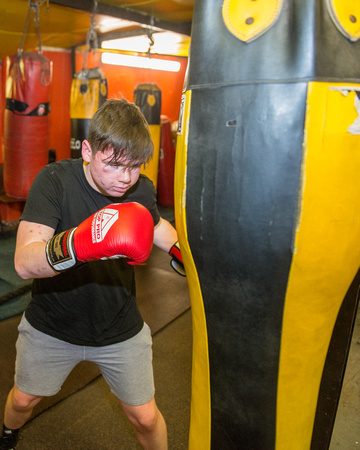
top-left (0, 0), bottom-right (194, 61)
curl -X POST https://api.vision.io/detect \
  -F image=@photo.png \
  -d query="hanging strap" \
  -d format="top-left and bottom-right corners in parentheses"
top-left (18, 0), bottom-right (48, 56)
top-left (82, 0), bottom-right (101, 71)
top-left (139, 24), bottom-right (156, 86)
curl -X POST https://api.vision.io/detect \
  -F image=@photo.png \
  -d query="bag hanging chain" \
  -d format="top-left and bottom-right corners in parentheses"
top-left (18, 0), bottom-right (47, 56)
top-left (82, 0), bottom-right (101, 71)
top-left (142, 18), bottom-right (155, 85)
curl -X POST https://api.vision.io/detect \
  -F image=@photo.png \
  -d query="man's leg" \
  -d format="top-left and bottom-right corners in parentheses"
top-left (0, 384), bottom-right (42, 449)
top-left (121, 397), bottom-right (167, 450)
top-left (92, 323), bottom-right (166, 448)
top-left (4, 384), bottom-right (43, 430)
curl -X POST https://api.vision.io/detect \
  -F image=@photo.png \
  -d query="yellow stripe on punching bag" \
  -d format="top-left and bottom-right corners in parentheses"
top-left (175, 91), bottom-right (211, 450)
top-left (277, 82), bottom-right (360, 450)
top-left (70, 67), bottom-right (108, 158)
top-left (134, 83), bottom-right (161, 189)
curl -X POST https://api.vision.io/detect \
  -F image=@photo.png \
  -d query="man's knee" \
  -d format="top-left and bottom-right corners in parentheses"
top-left (9, 385), bottom-right (43, 412)
top-left (121, 397), bottom-right (161, 432)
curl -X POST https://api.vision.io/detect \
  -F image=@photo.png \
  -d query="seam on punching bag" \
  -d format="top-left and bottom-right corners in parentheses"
top-left (188, 76), bottom-right (360, 91)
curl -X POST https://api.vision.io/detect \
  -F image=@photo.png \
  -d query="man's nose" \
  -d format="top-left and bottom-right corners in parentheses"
top-left (118, 167), bottom-right (131, 183)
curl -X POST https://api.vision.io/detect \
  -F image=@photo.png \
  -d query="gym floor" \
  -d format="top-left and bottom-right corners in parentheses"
top-left (329, 301), bottom-right (360, 449)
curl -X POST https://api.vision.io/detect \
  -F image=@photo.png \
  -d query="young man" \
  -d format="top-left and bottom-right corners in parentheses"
top-left (0, 98), bottom-right (183, 450)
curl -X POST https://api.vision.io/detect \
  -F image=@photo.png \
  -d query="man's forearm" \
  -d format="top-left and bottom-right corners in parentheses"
top-left (15, 241), bottom-right (58, 280)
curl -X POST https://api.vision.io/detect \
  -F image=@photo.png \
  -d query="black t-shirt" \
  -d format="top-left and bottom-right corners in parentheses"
top-left (21, 158), bottom-right (160, 346)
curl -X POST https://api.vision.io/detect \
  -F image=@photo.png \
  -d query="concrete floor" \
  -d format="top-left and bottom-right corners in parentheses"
top-left (330, 301), bottom-right (360, 449)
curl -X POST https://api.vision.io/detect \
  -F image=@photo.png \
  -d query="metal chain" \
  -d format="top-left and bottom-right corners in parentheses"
top-left (33, 1), bottom-right (42, 54)
top-left (18, 0), bottom-right (45, 56)
top-left (82, 0), bottom-right (100, 70)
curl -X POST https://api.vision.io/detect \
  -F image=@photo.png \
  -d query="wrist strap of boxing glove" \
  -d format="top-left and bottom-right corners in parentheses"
top-left (46, 228), bottom-right (79, 272)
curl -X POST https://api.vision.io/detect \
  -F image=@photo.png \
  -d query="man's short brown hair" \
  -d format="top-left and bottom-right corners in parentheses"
top-left (88, 98), bottom-right (154, 167)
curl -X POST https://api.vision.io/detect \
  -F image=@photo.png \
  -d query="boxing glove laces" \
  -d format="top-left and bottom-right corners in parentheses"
top-left (46, 202), bottom-right (154, 272)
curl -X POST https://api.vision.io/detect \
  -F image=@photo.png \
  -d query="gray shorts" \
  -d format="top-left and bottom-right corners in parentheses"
top-left (15, 315), bottom-right (155, 406)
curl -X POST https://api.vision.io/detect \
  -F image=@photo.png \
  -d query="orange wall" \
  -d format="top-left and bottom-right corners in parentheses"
top-left (75, 51), bottom-right (187, 124)
top-left (105, 55), bottom-right (187, 124)
top-left (47, 50), bottom-right (73, 162)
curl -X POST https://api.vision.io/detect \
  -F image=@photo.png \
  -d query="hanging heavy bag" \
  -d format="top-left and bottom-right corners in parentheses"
top-left (134, 83), bottom-right (161, 189)
top-left (175, 0), bottom-right (360, 449)
top-left (3, 52), bottom-right (52, 199)
top-left (70, 9), bottom-right (107, 159)
top-left (3, 1), bottom-right (52, 200)
top-left (157, 115), bottom-right (175, 206)
top-left (70, 67), bottom-right (108, 158)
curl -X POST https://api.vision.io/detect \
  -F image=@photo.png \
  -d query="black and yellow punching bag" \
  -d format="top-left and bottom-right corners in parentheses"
top-left (3, 51), bottom-right (52, 199)
top-left (134, 83), bottom-right (161, 189)
top-left (175, 1), bottom-right (360, 449)
top-left (70, 67), bottom-right (108, 158)
top-left (70, 9), bottom-right (107, 159)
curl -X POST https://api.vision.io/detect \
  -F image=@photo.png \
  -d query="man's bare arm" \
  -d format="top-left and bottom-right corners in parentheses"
top-left (153, 217), bottom-right (178, 252)
top-left (15, 221), bottom-right (57, 279)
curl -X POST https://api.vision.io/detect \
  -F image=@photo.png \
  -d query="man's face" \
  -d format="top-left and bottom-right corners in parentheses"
top-left (82, 141), bottom-right (142, 197)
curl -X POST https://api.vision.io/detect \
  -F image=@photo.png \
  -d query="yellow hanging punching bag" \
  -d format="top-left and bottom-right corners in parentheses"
top-left (70, 11), bottom-right (107, 159)
top-left (134, 83), bottom-right (161, 189)
top-left (175, 0), bottom-right (360, 449)
top-left (70, 67), bottom-right (108, 158)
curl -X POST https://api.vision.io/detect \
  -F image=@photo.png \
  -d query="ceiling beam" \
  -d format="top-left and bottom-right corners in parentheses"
top-left (49, 0), bottom-right (192, 36)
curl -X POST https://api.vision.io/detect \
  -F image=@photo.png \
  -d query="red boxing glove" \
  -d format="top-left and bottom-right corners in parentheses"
top-left (46, 202), bottom-right (154, 272)
top-left (169, 241), bottom-right (186, 276)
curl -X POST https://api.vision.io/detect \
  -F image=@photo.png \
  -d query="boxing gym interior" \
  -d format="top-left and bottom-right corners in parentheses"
top-left (0, 1), bottom-right (360, 448)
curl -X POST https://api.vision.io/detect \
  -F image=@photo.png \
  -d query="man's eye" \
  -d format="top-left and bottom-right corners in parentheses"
top-left (105, 163), bottom-right (141, 171)
top-left (106, 164), bottom-right (123, 170)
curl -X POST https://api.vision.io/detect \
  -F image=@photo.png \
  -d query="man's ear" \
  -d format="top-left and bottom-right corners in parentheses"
top-left (82, 140), bottom-right (92, 163)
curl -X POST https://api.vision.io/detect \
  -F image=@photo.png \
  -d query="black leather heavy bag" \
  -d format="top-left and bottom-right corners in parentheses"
top-left (174, 1), bottom-right (360, 449)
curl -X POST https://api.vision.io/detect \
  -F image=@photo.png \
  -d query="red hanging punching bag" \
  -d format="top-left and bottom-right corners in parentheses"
top-left (3, 51), bottom-right (52, 199)
top-left (157, 115), bottom-right (176, 206)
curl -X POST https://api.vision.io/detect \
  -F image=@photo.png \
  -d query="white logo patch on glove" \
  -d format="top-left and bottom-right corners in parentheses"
top-left (92, 208), bottom-right (119, 243)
